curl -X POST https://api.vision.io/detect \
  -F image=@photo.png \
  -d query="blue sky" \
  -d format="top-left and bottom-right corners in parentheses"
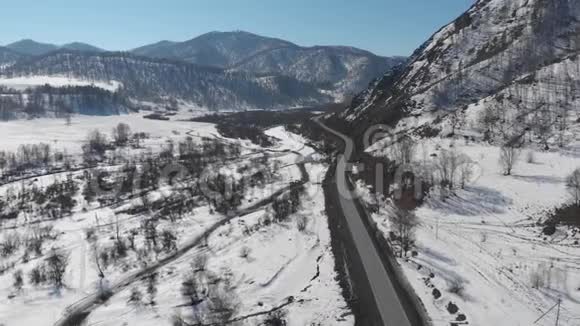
top-left (1, 0), bottom-right (474, 56)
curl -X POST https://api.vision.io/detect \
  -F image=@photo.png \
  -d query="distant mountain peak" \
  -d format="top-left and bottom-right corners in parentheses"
top-left (131, 31), bottom-right (404, 95)
top-left (61, 42), bottom-right (105, 53)
top-left (6, 39), bottom-right (59, 56)
top-left (5, 39), bottom-right (105, 56)
top-left (2, 31), bottom-right (406, 105)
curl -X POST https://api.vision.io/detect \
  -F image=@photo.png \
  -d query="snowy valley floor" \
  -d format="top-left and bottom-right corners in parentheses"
top-left (0, 115), bottom-right (353, 326)
top-left (357, 138), bottom-right (580, 326)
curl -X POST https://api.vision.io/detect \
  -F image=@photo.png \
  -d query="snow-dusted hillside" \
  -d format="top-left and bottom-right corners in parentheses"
top-left (230, 45), bottom-right (404, 98)
top-left (1, 51), bottom-right (329, 111)
top-left (133, 31), bottom-right (405, 97)
top-left (0, 47), bottom-right (23, 66)
top-left (5, 40), bottom-right (59, 57)
top-left (340, 0), bottom-right (580, 141)
top-left (132, 31), bottom-right (295, 68)
top-left (1, 32), bottom-right (400, 114)
top-left (5, 39), bottom-right (104, 56)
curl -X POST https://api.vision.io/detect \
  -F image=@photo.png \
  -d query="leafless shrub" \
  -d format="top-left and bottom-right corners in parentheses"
top-left (171, 315), bottom-right (186, 326)
top-left (526, 150), bottom-right (535, 164)
top-left (128, 287), bottom-right (143, 306)
top-left (296, 214), bottom-right (308, 232)
top-left (193, 253), bottom-right (208, 272)
top-left (530, 266), bottom-right (546, 289)
top-left (480, 232), bottom-right (487, 243)
top-left (161, 229), bottom-right (178, 253)
top-left (239, 246), bottom-right (251, 259)
top-left (181, 273), bottom-right (205, 308)
top-left (29, 265), bottom-right (47, 286)
top-left (1, 233), bottom-right (21, 257)
top-left (263, 309), bottom-right (288, 326)
top-left (459, 161), bottom-right (474, 189)
top-left (208, 286), bottom-right (239, 323)
top-left (85, 227), bottom-right (97, 241)
top-left (13, 270), bottom-right (23, 292)
top-left (447, 278), bottom-right (465, 297)
top-left (146, 273), bottom-right (158, 305)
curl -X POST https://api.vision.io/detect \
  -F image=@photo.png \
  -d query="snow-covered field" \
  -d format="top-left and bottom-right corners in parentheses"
top-left (0, 117), bottom-right (351, 326)
top-left (357, 138), bottom-right (580, 326)
top-left (0, 76), bottom-right (122, 92)
top-left (0, 113), bottom-right (217, 153)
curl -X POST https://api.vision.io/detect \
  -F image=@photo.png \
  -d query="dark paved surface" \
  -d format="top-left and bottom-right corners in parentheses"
top-left (315, 117), bottom-right (413, 326)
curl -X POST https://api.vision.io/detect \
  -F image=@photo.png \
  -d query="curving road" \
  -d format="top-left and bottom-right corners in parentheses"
top-left (314, 117), bottom-right (413, 326)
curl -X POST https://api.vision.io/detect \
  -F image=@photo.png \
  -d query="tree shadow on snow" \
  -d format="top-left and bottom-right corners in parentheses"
top-left (414, 245), bottom-right (477, 302)
top-left (425, 186), bottom-right (512, 217)
top-left (510, 174), bottom-right (563, 185)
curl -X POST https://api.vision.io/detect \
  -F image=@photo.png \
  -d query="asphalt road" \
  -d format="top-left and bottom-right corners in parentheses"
top-left (315, 117), bottom-right (413, 326)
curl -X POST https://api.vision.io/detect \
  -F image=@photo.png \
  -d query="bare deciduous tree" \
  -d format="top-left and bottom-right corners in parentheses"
top-left (46, 249), bottom-right (69, 289)
top-left (146, 272), bottom-right (158, 305)
top-left (263, 309), bottom-right (288, 326)
top-left (459, 161), bottom-right (474, 189)
top-left (566, 168), bottom-right (580, 206)
top-left (390, 207), bottom-right (419, 257)
top-left (533, 105), bottom-right (553, 150)
top-left (435, 149), bottom-right (464, 189)
top-left (208, 285), bottom-right (239, 324)
top-left (83, 129), bottom-right (108, 165)
top-left (13, 270), bottom-right (23, 292)
top-left (112, 123), bottom-right (132, 146)
top-left (499, 145), bottom-right (520, 176)
top-left (128, 287), bottom-right (143, 306)
top-left (181, 274), bottom-right (204, 307)
top-left (526, 150), bottom-right (535, 164)
top-left (392, 135), bottom-right (416, 165)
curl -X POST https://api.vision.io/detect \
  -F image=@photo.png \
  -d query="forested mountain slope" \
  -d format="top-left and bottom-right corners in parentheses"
top-left (337, 0), bottom-right (580, 148)
top-left (1, 51), bottom-right (329, 111)
top-left (134, 31), bottom-right (405, 96)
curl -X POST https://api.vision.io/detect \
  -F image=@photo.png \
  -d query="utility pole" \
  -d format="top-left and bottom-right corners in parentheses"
top-left (555, 298), bottom-right (561, 326)
top-left (533, 298), bottom-right (561, 325)
top-left (115, 213), bottom-right (120, 242)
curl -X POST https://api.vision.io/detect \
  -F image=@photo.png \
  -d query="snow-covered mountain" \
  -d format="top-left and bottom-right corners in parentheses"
top-left (339, 0), bottom-right (580, 146)
top-left (1, 51), bottom-right (329, 111)
top-left (0, 32), bottom-right (400, 112)
top-left (61, 42), bottom-right (105, 53)
top-left (5, 39), bottom-right (104, 56)
top-left (132, 31), bottom-right (295, 68)
top-left (229, 45), bottom-right (404, 96)
top-left (133, 31), bottom-right (405, 96)
top-left (0, 47), bottom-right (23, 66)
top-left (5, 39), bottom-right (60, 56)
